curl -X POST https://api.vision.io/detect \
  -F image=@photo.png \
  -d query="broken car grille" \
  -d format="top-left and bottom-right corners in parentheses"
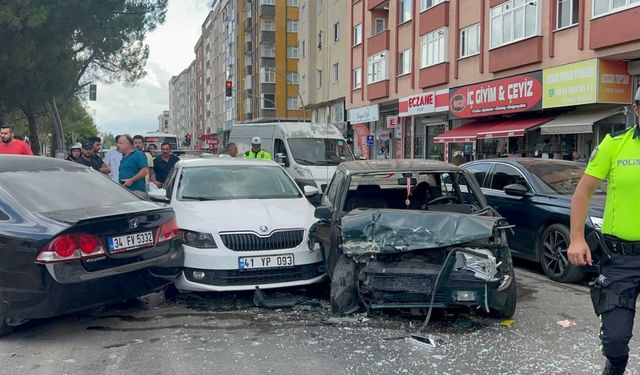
top-left (220, 230), bottom-right (305, 251)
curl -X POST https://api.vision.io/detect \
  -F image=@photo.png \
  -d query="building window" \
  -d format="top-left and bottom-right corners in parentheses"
top-left (333, 22), bottom-right (340, 42)
top-left (287, 71), bottom-right (299, 85)
top-left (263, 19), bottom-right (274, 31)
top-left (460, 23), bottom-right (480, 58)
top-left (287, 45), bottom-right (299, 58)
top-left (398, 49), bottom-right (412, 75)
top-left (353, 24), bottom-right (362, 46)
top-left (557, 0), bottom-right (579, 28)
top-left (353, 67), bottom-right (362, 89)
top-left (262, 94), bottom-right (276, 109)
top-left (367, 51), bottom-right (388, 84)
top-left (260, 67), bottom-right (276, 83)
top-left (421, 27), bottom-right (447, 68)
top-left (420, 0), bottom-right (446, 12)
top-left (287, 0), bottom-right (298, 6)
top-left (374, 18), bottom-right (386, 34)
top-left (332, 101), bottom-right (344, 122)
top-left (260, 0), bottom-right (275, 4)
top-left (286, 19), bottom-right (299, 33)
top-left (594, 0), bottom-right (640, 17)
top-left (332, 63), bottom-right (340, 82)
top-left (317, 0), bottom-right (323, 13)
top-left (300, 40), bottom-right (306, 58)
top-left (261, 44), bottom-right (275, 57)
top-left (287, 97), bottom-right (299, 109)
top-left (399, 0), bottom-right (413, 23)
top-left (490, 0), bottom-right (539, 48)
top-left (317, 70), bottom-right (323, 88)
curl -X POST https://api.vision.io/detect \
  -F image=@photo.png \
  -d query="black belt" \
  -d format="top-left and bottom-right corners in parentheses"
top-left (604, 235), bottom-right (640, 256)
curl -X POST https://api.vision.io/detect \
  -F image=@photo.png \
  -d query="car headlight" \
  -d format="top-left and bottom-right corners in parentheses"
top-left (294, 165), bottom-right (313, 178)
top-left (590, 217), bottom-right (603, 231)
top-left (183, 230), bottom-right (217, 248)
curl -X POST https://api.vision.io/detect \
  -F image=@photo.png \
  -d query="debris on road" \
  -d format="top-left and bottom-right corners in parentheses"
top-left (556, 320), bottom-right (577, 328)
top-left (253, 287), bottom-right (301, 308)
top-left (499, 319), bottom-right (515, 327)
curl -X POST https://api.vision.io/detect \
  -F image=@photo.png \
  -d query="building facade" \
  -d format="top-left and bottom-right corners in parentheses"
top-left (168, 61), bottom-right (197, 141)
top-left (157, 110), bottom-right (170, 133)
top-left (237, 0), bottom-right (306, 122)
top-left (298, 0), bottom-right (349, 136)
top-left (348, 0), bottom-right (640, 163)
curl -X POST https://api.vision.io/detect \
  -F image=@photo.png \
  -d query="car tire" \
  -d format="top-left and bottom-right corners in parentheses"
top-left (490, 276), bottom-right (517, 319)
top-left (539, 224), bottom-right (585, 283)
top-left (330, 255), bottom-right (361, 315)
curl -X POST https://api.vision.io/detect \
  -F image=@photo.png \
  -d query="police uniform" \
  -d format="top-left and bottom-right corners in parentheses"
top-left (242, 148), bottom-right (272, 160)
top-left (586, 125), bottom-right (640, 373)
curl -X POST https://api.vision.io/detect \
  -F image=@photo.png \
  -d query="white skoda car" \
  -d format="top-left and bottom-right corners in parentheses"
top-left (149, 158), bottom-right (326, 292)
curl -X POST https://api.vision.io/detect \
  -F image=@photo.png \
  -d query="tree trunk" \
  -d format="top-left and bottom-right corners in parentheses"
top-left (24, 107), bottom-right (41, 156)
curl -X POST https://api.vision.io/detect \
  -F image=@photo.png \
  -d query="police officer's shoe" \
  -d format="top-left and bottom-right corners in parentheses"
top-left (602, 356), bottom-right (628, 375)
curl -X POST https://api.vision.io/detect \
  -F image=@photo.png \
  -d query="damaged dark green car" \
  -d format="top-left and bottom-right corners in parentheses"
top-left (310, 160), bottom-right (516, 318)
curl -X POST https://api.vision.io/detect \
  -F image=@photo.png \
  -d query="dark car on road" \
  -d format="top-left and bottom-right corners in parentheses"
top-left (461, 158), bottom-right (604, 283)
top-left (0, 156), bottom-right (183, 335)
top-left (310, 159), bottom-right (516, 318)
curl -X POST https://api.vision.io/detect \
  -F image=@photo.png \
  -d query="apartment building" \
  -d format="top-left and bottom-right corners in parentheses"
top-left (157, 110), bottom-right (170, 133)
top-left (237, 0), bottom-right (306, 122)
top-left (348, 0), bottom-right (640, 163)
top-left (298, 0), bottom-right (349, 135)
top-left (168, 61), bottom-right (197, 140)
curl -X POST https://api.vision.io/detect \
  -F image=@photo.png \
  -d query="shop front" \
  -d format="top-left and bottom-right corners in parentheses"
top-left (199, 134), bottom-right (220, 153)
top-left (438, 71), bottom-right (548, 164)
top-left (540, 59), bottom-right (633, 160)
top-left (347, 103), bottom-right (379, 159)
top-left (398, 89), bottom-right (449, 160)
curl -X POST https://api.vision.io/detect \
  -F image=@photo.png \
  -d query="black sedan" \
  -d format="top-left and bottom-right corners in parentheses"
top-left (461, 158), bottom-right (604, 283)
top-left (0, 156), bottom-right (183, 335)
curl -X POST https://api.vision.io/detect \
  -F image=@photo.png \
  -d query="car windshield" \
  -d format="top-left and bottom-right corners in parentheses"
top-left (177, 165), bottom-right (302, 201)
top-left (525, 161), bottom-right (606, 195)
top-left (344, 171), bottom-right (485, 213)
top-left (0, 168), bottom-right (138, 214)
top-left (287, 138), bottom-right (354, 166)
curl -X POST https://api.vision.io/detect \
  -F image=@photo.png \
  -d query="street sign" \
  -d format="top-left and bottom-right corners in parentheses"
top-left (379, 131), bottom-right (390, 141)
top-left (366, 135), bottom-right (374, 146)
top-left (217, 127), bottom-right (224, 133)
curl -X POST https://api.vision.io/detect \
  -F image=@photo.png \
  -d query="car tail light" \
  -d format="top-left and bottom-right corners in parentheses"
top-left (36, 233), bottom-right (106, 264)
top-left (157, 217), bottom-right (180, 243)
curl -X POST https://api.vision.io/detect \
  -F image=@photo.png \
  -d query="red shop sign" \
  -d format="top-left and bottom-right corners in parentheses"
top-left (449, 71), bottom-right (543, 119)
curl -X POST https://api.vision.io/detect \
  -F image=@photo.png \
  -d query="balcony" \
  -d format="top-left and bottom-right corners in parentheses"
top-left (489, 37), bottom-right (542, 73)
top-left (244, 41), bottom-right (252, 54)
top-left (261, 56), bottom-right (275, 67)
top-left (368, 0), bottom-right (389, 11)
top-left (244, 17), bottom-right (252, 31)
top-left (367, 80), bottom-right (389, 101)
top-left (419, 62), bottom-right (449, 89)
top-left (244, 74), bottom-right (252, 91)
top-left (259, 4), bottom-right (275, 18)
top-left (261, 30), bottom-right (276, 44)
top-left (367, 30), bottom-right (389, 56)
top-left (419, 1), bottom-right (449, 35)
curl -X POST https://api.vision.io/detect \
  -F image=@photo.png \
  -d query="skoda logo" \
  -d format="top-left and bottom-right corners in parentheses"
top-left (129, 218), bottom-right (139, 229)
top-left (259, 225), bottom-right (268, 233)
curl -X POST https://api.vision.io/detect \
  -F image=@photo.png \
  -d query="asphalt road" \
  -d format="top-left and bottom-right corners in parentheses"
top-left (0, 265), bottom-right (637, 375)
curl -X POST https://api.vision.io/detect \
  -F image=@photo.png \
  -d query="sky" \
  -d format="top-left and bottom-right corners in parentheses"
top-left (87, 1), bottom-right (211, 136)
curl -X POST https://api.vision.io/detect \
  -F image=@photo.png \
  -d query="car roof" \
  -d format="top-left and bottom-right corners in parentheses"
top-left (338, 159), bottom-right (464, 174)
top-left (177, 157), bottom-right (279, 168)
top-left (0, 155), bottom-right (85, 173)
top-left (465, 158), bottom-right (585, 169)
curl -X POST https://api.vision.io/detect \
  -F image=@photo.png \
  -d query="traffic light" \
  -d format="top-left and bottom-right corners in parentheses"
top-left (225, 81), bottom-right (233, 97)
top-left (89, 84), bottom-right (97, 101)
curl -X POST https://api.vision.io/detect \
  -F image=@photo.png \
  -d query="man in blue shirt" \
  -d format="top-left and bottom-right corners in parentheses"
top-left (152, 142), bottom-right (179, 188)
top-left (117, 134), bottom-right (148, 198)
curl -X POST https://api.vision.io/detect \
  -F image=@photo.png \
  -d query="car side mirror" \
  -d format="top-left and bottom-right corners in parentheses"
top-left (314, 206), bottom-right (333, 221)
top-left (504, 183), bottom-right (528, 197)
top-left (303, 185), bottom-right (319, 197)
top-left (275, 153), bottom-right (289, 167)
top-left (149, 188), bottom-right (170, 203)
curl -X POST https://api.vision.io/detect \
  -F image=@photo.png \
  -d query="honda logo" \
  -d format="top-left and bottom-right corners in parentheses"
top-left (129, 218), bottom-right (139, 229)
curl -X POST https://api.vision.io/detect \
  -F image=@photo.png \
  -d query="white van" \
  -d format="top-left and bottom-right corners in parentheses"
top-left (228, 122), bottom-right (354, 192)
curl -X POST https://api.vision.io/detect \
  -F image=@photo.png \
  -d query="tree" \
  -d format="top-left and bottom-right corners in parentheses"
top-left (0, 0), bottom-right (167, 154)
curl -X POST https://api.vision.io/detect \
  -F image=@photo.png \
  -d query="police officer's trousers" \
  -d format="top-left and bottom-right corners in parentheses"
top-left (591, 255), bottom-right (640, 363)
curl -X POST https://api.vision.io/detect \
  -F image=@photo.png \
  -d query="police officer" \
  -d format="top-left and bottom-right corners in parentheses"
top-left (242, 136), bottom-right (272, 160)
top-left (568, 87), bottom-right (640, 375)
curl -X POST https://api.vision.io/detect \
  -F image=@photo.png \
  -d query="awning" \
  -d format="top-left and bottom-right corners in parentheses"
top-left (434, 116), bottom-right (553, 143)
top-left (540, 107), bottom-right (625, 135)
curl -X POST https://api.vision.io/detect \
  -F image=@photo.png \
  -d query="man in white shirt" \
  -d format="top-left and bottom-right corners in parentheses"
top-left (104, 135), bottom-right (123, 182)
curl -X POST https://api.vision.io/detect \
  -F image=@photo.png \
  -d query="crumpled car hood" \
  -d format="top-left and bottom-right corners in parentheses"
top-left (341, 209), bottom-right (502, 255)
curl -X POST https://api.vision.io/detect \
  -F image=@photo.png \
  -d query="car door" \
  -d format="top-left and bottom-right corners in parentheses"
top-left (483, 163), bottom-right (537, 259)
top-left (311, 170), bottom-right (346, 277)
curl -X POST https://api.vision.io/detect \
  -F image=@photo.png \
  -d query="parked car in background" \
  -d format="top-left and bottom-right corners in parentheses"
top-left (310, 160), bottom-right (516, 318)
top-left (461, 158), bottom-right (604, 283)
top-left (0, 156), bottom-right (183, 336)
top-left (149, 158), bottom-right (326, 292)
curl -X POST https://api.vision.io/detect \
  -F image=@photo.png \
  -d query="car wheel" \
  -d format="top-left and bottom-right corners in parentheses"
top-left (539, 224), bottom-right (585, 283)
top-left (490, 276), bottom-right (517, 319)
top-left (330, 255), bottom-right (361, 315)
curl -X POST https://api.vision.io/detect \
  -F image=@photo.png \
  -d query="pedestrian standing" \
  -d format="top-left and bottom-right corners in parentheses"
top-left (151, 142), bottom-right (179, 188)
top-left (242, 137), bottom-right (271, 159)
top-left (0, 125), bottom-right (33, 155)
top-left (568, 87), bottom-right (640, 375)
top-left (133, 135), bottom-right (155, 189)
top-left (219, 143), bottom-right (238, 158)
top-left (104, 135), bottom-right (123, 183)
top-left (67, 142), bottom-right (82, 162)
top-left (117, 134), bottom-right (148, 199)
top-left (76, 140), bottom-right (111, 174)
